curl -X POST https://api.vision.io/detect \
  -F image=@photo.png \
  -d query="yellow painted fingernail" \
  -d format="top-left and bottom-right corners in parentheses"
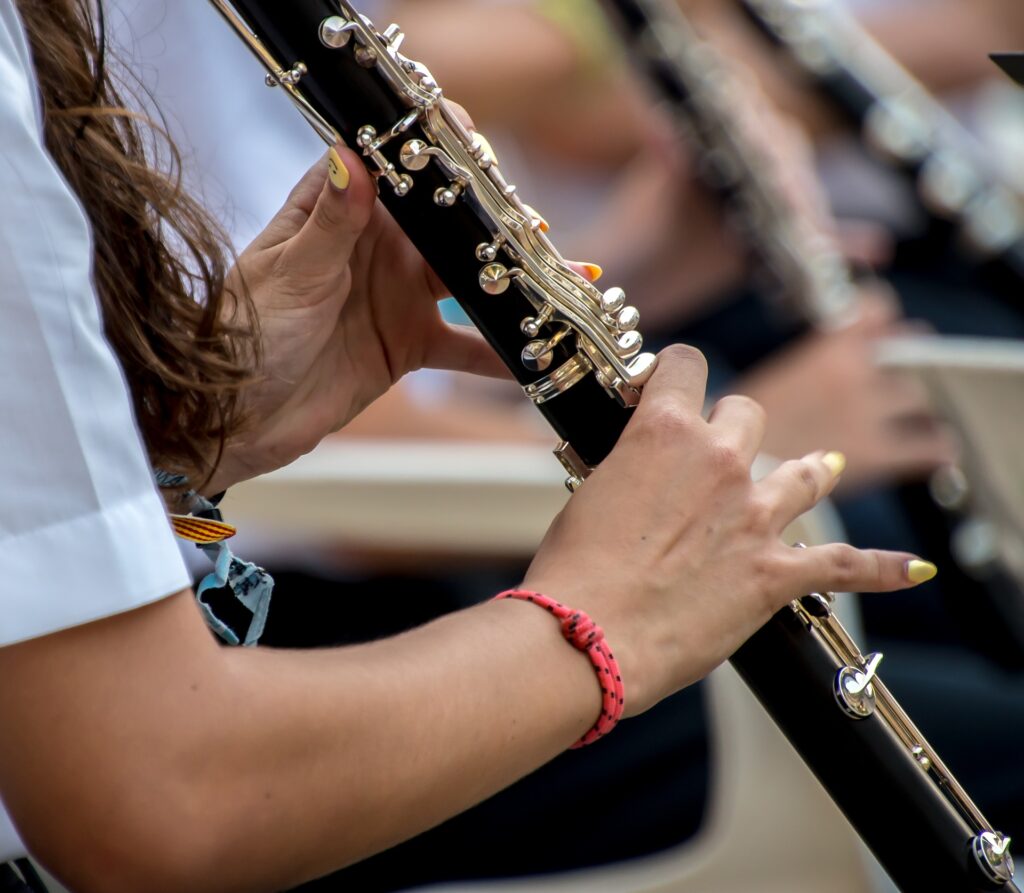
top-left (581, 263), bottom-right (603, 282)
top-left (906, 559), bottom-right (938, 584)
top-left (327, 147), bottom-right (350, 191)
top-left (822, 451), bottom-right (846, 478)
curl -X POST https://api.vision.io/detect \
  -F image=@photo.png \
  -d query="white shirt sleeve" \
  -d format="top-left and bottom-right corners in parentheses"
top-left (0, 0), bottom-right (189, 650)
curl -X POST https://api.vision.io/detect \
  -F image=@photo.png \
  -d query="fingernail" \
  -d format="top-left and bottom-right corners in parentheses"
top-left (906, 559), bottom-right (938, 584)
top-left (327, 147), bottom-right (350, 192)
top-left (581, 263), bottom-right (603, 282)
top-left (822, 451), bottom-right (846, 478)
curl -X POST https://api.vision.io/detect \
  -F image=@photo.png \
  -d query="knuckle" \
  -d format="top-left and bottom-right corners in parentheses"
top-left (747, 397), bottom-right (767, 426)
top-left (313, 199), bottom-right (342, 235)
top-left (708, 439), bottom-right (747, 480)
top-left (796, 462), bottom-right (820, 496)
top-left (634, 399), bottom-right (693, 444)
top-left (745, 496), bottom-right (775, 534)
top-left (750, 551), bottom-right (787, 613)
top-left (727, 393), bottom-right (766, 420)
top-left (829, 543), bottom-right (861, 583)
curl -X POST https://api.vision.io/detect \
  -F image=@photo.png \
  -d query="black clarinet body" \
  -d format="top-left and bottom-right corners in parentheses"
top-left (210, 2), bottom-right (1018, 889)
top-left (736, 605), bottom-right (1018, 893)
top-left (736, 0), bottom-right (1024, 298)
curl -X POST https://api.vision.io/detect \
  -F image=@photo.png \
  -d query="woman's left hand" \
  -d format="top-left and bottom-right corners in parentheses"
top-left (208, 142), bottom-right (505, 491)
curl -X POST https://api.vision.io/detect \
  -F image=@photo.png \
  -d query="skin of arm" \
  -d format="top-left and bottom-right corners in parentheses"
top-left (0, 590), bottom-right (599, 893)
top-left (0, 348), bottom-right (930, 893)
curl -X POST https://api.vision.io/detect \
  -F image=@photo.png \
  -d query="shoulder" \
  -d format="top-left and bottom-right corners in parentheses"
top-left (0, 0), bottom-right (189, 648)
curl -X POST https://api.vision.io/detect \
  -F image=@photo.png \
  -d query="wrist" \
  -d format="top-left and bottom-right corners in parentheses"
top-left (519, 574), bottom-right (658, 718)
top-left (197, 434), bottom-right (275, 495)
top-left (495, 589), bottom-right (626, 746)
top-left (485, 597), bottom-right (602, 744)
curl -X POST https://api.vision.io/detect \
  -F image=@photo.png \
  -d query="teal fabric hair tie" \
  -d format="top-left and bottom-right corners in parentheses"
top-left (155, 470), bottom-right (274, 647)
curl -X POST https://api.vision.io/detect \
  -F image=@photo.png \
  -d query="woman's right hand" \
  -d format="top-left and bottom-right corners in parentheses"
top-left (523, 344), bottom-right (932, 717)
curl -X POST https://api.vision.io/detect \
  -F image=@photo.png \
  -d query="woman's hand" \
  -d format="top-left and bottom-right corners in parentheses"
top-left (736, 290), bottom-right (958, 493)
top-left (208, 143), bottom-right (505, 490)
top-left (523, 344), bottom-right (934, 716)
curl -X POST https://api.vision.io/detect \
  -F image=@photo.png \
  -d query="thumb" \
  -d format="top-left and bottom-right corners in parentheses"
top-left (420, 322), bottom-right (510, 380)
top-left (253, 144), bottom-right (377, 279)
top-left (633, 344), bottom-right (709, 418)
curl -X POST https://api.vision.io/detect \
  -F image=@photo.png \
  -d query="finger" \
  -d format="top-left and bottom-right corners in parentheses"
top-left (245, 145), bottom-right (362, 248)
top-left (445, 99), bottom-right (476, 134)
top-left (757, 450), bottom-right (846, 528)
top-left (788, 543), bottom-right (937, 595)
top-left (706, 394), bottom-right (766, 464)
top-left (566, 261), bottom-right (603, 282)
top-left (419, 323), bottom-right (510, 379)
top-left (635, 344), bottom-right (709, 419)
top-left (424, 265), bottom-right (455, 301)
top-left (274, 145), bottom-right (377, 279)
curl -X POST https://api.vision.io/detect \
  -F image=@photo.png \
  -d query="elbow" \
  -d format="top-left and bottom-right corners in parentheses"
top-left (23, 774), bottom-right (233, 893)
top-left (67, 833), bottom-right (213, 893)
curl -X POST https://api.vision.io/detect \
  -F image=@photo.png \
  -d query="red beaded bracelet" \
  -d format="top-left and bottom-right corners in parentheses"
top-left (495, 589), bottom-right (625, 748)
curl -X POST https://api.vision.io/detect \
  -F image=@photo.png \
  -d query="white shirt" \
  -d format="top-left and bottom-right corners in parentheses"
top-left (0, 1), bottom-right (190, 859)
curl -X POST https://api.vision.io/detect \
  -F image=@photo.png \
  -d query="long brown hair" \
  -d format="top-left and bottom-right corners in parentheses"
top-left (15, 0), bottom-right (257, 484)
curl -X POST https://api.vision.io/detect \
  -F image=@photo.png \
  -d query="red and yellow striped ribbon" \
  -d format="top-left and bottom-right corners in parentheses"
top-left (170, 514), bottom-right (238, 544)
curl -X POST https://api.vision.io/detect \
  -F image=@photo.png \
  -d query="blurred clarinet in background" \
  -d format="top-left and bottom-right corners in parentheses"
top-left (738, 0), bottom-right (1024, 299)
top-left (601, 0), bottom-right (857, 328)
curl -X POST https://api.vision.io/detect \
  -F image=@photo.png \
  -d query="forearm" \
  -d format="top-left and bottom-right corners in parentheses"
top-left (216, 599), bottom-right (598, 888)
top-left (0, 592), bottom-right (598, 893)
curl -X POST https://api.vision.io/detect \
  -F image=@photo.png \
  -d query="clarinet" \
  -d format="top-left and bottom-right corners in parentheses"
top-left (737, 0), bottom-right (1024, 298)
top-left (600, 0), bottom-right (856, 328)
top-left (209, 2), bottom-right (1017, 889)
